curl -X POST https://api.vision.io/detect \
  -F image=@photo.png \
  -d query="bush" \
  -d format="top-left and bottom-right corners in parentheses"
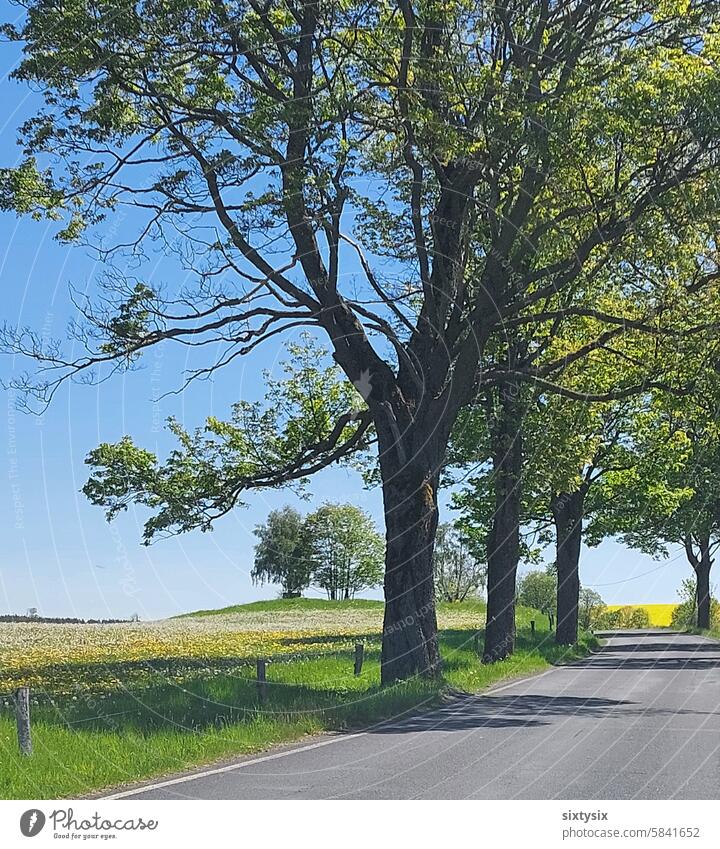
top-left (592, 605), bottom-right (650, 629)
top-left (629, 607), bottom-right (650, 628)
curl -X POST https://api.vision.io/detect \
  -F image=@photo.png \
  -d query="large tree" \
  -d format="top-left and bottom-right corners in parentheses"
top-left (3, 1), bottom-right (720, 681)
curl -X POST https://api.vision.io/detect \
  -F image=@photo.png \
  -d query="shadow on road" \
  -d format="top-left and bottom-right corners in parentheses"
top-left (369, 632), bottom-right (720, 735)
top-left (573, 631), bottom-right (720, 671)
top-left (369, 690), bottom-right (720, 734)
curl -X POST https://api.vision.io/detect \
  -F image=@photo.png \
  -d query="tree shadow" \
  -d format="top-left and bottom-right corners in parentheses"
top-left (370, 690), bottom-right (718, 734)
top-left (570, 632), bottom-right (720, 671)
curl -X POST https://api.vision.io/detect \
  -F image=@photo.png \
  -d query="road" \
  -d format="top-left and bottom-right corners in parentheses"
top-left (110, 631), bottom-right (720, 800)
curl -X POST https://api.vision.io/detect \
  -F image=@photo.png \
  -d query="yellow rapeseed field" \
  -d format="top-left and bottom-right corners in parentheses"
top-left (606, 604), bottom-right (677, 627)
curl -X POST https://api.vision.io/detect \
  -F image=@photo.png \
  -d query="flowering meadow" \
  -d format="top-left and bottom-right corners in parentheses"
top-left (0, 600), bottom-right (508, 698)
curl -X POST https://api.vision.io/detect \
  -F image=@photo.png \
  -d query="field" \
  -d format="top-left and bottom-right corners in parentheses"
top-left (605, 604), bottom-right (677, 627)
top-left (0, 599), bottom-right (596, 799)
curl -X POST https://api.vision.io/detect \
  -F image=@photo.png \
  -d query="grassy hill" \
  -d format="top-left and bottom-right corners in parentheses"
top-left (177, 597), bottom-right (384, 617)
top-left (177, 596), bottom-right (546, 629)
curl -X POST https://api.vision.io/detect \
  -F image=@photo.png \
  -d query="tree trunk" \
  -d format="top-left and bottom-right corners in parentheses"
top-left (552, 487), bottom-right (586, 645)
top-left (696, 536), bottom-right (712, 630)
top-left (380, 459), bottom-right (442, 684)
top-left (483, 382), bottom-right (523, 663)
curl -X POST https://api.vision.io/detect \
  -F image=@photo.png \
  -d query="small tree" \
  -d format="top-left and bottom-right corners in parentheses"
top-left (306, 503), bottom-right (384, 600)
top-left (433, 524), bottom-right (485, 603)
top-left (252, 507), bottom-right (313, 598)
top-left (517, 570), bottom-right (557, 626)
top-left (578, 588), bottom-right (605, 632)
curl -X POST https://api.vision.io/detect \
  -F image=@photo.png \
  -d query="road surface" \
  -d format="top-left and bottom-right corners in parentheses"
top-left (110, 630), bottom-right (720, 799)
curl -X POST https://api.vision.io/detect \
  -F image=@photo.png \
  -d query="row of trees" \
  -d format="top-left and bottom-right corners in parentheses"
top-left (3, 2), bottom-right (720, 681)
top-left (452, 371), bottom-right (720, 653)
top-left (252, 503), bottom-right (384, 599)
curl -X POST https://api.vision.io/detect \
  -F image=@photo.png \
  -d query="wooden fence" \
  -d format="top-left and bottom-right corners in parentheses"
top-left (3, 642), bottom-right (368, 755)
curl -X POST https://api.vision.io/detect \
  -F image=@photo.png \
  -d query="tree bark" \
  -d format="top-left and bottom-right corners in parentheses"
top-left (552, 486), bottom-right (586, 645)
top-left (696, 536), bottom-right (712, 630)
top-left (380, 457), bottom-right (442, 684)
top-left (483, 382), bottom-right (523, 663)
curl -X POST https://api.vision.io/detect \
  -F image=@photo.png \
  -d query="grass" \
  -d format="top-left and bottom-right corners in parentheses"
top-left (176, 598), bottom-right (385, 617)
top-left (0, 600), bottom-right (595, 799)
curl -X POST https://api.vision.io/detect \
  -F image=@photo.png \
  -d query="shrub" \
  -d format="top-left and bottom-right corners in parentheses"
top-left (628, 607), bottom-right (650, 628)
top-left (592, 605), bottom-right (650, 629)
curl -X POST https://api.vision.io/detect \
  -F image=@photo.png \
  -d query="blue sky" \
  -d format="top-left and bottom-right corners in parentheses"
top-left (0, 4), bottom-right (691, 619)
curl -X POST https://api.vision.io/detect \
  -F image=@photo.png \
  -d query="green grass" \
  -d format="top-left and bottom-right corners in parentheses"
top-left (0, 602), bottom-right (596, 799)
top-left (176, 597), bottom-right (385, 617)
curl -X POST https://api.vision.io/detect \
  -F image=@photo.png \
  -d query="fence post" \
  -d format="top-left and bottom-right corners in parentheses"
top-left (474, 631), bottom-right (481, 655)
top-left (256, 659), bottom-right (267, 703)
top-left (14, 687), bottom-right (32, 756)
top-left (353, 643), bottom-right (364, 676)
top-left (530, 620), bottom-right (536, 637)
top-left (549, 612), bottom-right (555, 630)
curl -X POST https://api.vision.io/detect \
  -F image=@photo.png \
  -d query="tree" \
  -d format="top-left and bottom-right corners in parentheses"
top-left (517, 570), bottom-right (556, 626)
top-left (453, 389), bottom-right (647, 649)
top-left (433, 523), bottom-right (485, 603)
top-left (594, 605), bottom-right (650, 629)
top-left (3, 1), bottom-right (720, 682)
top-left (591, 381), bottom-right (720, 630)
top-left (670, 578), bottom-right (720, 631)
top-left (252, 506), bottom-right (313, 598)
top-left (578, 588), bottom-right (605, 632)
top-left (306, 503), bottom-right (384, 600)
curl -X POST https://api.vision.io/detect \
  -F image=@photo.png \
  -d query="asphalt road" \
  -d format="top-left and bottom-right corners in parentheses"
top-left (111, 631), bottom-right (720, 800)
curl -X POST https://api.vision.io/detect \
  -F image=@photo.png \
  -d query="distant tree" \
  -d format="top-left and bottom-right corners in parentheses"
top-left (433, 524), bottom-right (485, 603)
top-left (252, 507), bottom-right (313, 598)
top-left (306, 503), bottom-right (384, 600)
top-left (517, 570), bottom-right (556, 626)
top-left (670, 578), bottom-right (720, 631)
top-left (578, 588), bottom-right (605, 632)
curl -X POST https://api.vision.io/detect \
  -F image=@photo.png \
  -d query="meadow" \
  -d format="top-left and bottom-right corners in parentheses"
top-left (0, 599), bottom-right (596, 799)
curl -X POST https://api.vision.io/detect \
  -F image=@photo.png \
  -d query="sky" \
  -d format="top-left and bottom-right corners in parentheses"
top-left (0, 4), bottom-right (693, 620)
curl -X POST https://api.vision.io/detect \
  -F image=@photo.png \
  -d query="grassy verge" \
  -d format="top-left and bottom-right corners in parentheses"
top-left (689, 627), bottom-right (720, 640)
top-left (0, 622), bottom-right (597, 799)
